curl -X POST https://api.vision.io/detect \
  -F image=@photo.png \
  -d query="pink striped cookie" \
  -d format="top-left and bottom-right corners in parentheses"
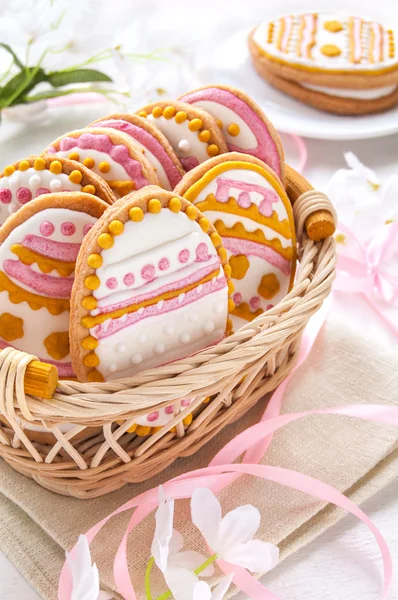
top-left (44, 128), bottom-right (158, 199)
top-left (70, 186), bottom-right (233, 382)
top-left (180, 85), bottom-right (285, 183)
top-left (89, 113), bottom-right (184, 190)
top-left (136, 101), bottom-right (228, 172)
top-left (0, 192), bottom-right (108, 378)
top-left (0, 156), bottom-right (115, 226)
top-left (175, 153), bottom-right (296, 331)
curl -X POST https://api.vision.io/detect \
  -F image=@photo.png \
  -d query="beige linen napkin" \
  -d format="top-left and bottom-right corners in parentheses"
top-left (1, 298), bottom-right (397, 600)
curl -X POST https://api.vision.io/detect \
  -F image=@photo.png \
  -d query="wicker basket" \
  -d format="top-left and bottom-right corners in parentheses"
top-left (0, 165), bottom-right (337, 499)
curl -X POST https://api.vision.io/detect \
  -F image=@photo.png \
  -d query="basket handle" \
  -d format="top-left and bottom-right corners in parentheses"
top-left (285, 164), bottom-right (336, 241)
top-left (0, 348), bottom-right (59, 399)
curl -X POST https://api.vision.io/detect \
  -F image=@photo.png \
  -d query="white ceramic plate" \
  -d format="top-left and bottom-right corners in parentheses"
top-left (195, 29), bottom-right (398, 141)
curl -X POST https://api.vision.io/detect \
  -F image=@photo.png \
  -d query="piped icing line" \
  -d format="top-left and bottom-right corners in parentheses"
top-left (21, 235), bottom-right (81, 262)
top-left (0, 339), bottom-right (74, 376)
top-left (207, 178), bottom-right (280, 216)
top-left (214, 220), bottom-right (293, 261)
top-left (11, 245), bottom-right (75, 277)
top-left (0, 271), bottom-right (69, 315)
top-left (280, 16), bottom-right (293, 53)
top-left (299, 14), bottom-right (317, 58)
top-left (93, 119), bottom-right (182, 189)
top-left (276, 17), bottom-right (286, 51)
top-left (4, 260), bottom-right (74, 297)
top-left (349, 17), bottom-right (363, 64)
top-left (95, 262), bottom-right (221, 312)
top-left (93, 275), bottom-right (226, 340)
top-left (222, 237), bottom-right (290, 276)
top-left (371, 22), bottom-right (384, 63)
top-left (388, 29), bottom-right (395, 59)
top-left (179, 91), bottom-right (282, 178)
top-left (49, 132), bottom-right (150, 189)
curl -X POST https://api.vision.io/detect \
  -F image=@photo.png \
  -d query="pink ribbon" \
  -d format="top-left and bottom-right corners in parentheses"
top-left (334, 221), bottom-right (398, 335)
top-left (58, 299), bottom-right (398, 599)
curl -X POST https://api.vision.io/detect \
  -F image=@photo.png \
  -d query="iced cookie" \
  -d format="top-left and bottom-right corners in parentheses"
top-left (88, 113), bottom-right (184, 190)
top-left (0, 156), bottom-right (115, 226)
top-left (180, 85), bottom-right (284, 182)
top-left (249, 14), bottom-right (398, 115)
top-left (45, 128), bottom-right (158, 198)
top-left (136, 101), bottom-right (228, 171)
top-left (0, 192), bottom-right (108, 378)
top-left (175, 153), bottom-right (296, 330)
top-left (70, 186), bottom-right (233, 382)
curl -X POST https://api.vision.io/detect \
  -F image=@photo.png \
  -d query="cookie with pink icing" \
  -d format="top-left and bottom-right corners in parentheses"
top-left (0, 155), bottom-right (115, 227)
top-left (179, 85), bottom-right (285, 183)
top-left (0, 192), bottom-right (108, 378)
top-left (70, 186), bottom-right (234, 382)
top-left (175, 153), bottom-right (296, 331)
top-left (88, 113), bottom-right (184, 190)
top-left (136, 101), bottom-right (228, 172)
top-left (45, 128), bottom-right (158, 199)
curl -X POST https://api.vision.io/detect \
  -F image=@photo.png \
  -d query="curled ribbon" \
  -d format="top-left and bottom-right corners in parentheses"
top-left (58, 300), bottom-right (398, 600)
top-left (334, 221), bottom-right (398, 335)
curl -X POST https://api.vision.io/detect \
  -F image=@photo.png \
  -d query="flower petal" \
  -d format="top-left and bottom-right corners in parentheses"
top-left (211, 573), bottom-right (234, 600)
top-left (218, 505), bottom-right (260, 553)
top-left (169, 528), bottom-right (184, 554)
top-left (165, 566), bottom-right (199, 600)
top-left (168, 550), bottom-right (215, 576)
top-left (151, 486), bottom-right (174, 572)
top-left (222, 540), bottom-right (279, 573)
top-left (193, 580), bottom-right (212, 600)
top-left (191, 488), bottom-right (222, 550)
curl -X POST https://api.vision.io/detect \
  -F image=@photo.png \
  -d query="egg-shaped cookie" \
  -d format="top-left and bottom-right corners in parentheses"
top-left (136, 101), bottom-right (228, 172)
top-left (0, 156), bottom-right (115, 226)
top-left (175, 153), bottom-right (296, 330)
top-left (180, 85), bottom-right (284, 182)
top-left (45, 128), bottom-right (158, 198)
top-left (89, 113), bottom-right (184, 190)
top-left (0, 192), bottom-right (108, 377)
top-left (71, 186), bottom-right (233, 382)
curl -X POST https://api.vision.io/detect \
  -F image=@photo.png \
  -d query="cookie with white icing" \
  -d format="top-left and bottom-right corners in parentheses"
top-left (249, 13), bottom-right (398, 115)
top-left (45, 128), bottom-right (158, 198)
top-left (0, 156), bottom-right (115, 227)
top-left (136, 101), bottom-right (228, 172)
top-left (88, 113), bottom-right (185, 190)
top-left (175, 153), bottom-right (296, 331)
top-left (179, 85), bottom-right (284, 182)
top-left (0, 192), bottom-right (108, 378)
top-left (70, 186), bottom-right (233, 382)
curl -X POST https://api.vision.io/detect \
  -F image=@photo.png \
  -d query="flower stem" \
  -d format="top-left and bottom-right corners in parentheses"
top-left (145, 556), bottom-right (155, 600)
top-left (154, 554), bottom-right (218, 600)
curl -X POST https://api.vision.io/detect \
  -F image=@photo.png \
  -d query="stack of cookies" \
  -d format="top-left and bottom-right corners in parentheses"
top-left (249, 13), bottom-right (398, 115)
top-left (0, 85), bottom-right (297, 403)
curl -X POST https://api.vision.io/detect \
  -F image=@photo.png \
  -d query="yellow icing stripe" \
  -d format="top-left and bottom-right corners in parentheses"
top-left (0, 271), bottom-right (69, 315)
top-left (11, 245), bottom-right (75, 277)
top-left (195, 195), bottom-right (292, 239)
top-left (214, 220), bottom-right (293, 261)
top-left (276, 18), bottom-right (286, 51)
top-left (369, 24), bottom-right (375, 64)
top-left (296, 15), bottom-right (305, 57)
top-left (82, 267), bottom-right (221, 329)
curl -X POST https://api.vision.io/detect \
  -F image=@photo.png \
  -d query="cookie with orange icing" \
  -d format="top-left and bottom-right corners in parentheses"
top-left (44, 128), bottom-right (158, 198)
top-left (88, 113), bottom-right (185, 190)
top-left (136, 101), bottom-right (228, 171)
top-left (0, 156), bottom-right (115, 226)
top-left (0, 192), bottom-right (107, 378)
top-left (70, 186), bottom-right (233, 382)
top-left (175, 153), bottom-right (296, 330)
top-left (249, 13), bottom-right (398, 115)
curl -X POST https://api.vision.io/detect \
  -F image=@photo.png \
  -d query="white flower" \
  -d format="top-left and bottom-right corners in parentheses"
top-left (165, 567), bottom-right (233, 600)
top-left (66, 535), bottom-right (112, 600)
top-left (151, 486), bottom-right (214, 575)
top-left (191, 488), bottom-right (279, 573)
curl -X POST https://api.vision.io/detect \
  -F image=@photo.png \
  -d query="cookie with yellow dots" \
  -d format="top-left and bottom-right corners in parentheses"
top-left (0, 156), bottom-right (115, 227)
top-left (249, 13), bottom-right (398, 115)
top-left (44, 128), bottom-right (159, 198)
top-left (135, 101), bottom-right (228, 172)
top-left (174, 152), bottom-right (296, 331)
top-left (70, 185), bottom-right (233, 382)
top-left (180, 85), bottom-right (284, 183)
top-left (88, 113), bottom-right (185, 190)
top-left (0, 192), bottom-right (108, 379)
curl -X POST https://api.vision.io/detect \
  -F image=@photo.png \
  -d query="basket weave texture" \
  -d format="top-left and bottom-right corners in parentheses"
top-left (0, 167), bottom-right (337, 498)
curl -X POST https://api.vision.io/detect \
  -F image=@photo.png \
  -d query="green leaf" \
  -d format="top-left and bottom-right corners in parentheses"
top-left (0, 43), bottom-right (24, 69)
top-left (47, 68), bottom-right (112, 87)
top-left (0, 68), bottom-right (48, 108)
